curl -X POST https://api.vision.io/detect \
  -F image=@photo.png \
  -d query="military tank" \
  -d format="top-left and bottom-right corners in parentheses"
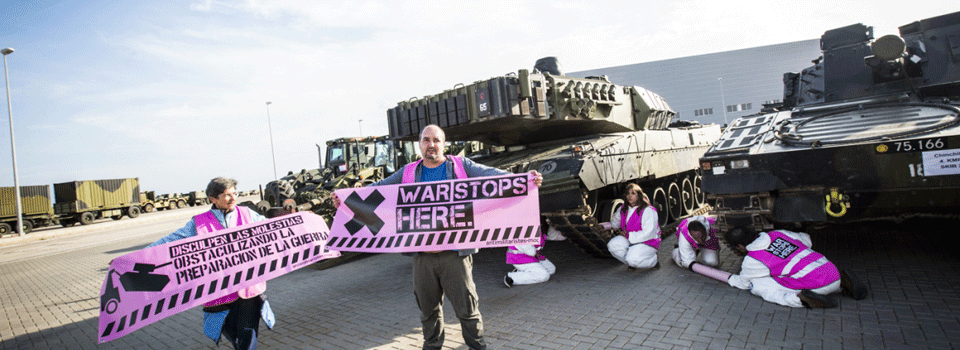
top-left (387, 58), bottom-right (723, 257)
top-left (700, 11), bottom-right (960, 234)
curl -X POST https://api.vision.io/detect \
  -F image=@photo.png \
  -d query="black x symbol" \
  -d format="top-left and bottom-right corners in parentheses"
top-left (344, 190), bottom-right (386, 235)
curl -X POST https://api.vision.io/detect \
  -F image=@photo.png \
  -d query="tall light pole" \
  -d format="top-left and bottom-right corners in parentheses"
top-left (265, 101), bottom-right (277, 181)
top-left (718, 77), bottom-right (728, 125)
top-left (2, 47), bottom-right (23, 237)
top-left (358, 119), bottom-right (363, 137)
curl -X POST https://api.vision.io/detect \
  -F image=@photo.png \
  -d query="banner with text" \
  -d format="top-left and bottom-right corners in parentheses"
top-left (98, 212), bottom-right (338, 343)
top-left (328, 173), bottom-right (541, 253)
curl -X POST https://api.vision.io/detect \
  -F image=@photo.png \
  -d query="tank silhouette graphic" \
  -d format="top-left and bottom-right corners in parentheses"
top-left (100, 261), bottom-right (173, 314)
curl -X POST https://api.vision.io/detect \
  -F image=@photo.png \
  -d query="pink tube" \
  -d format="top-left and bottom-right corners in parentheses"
top-left (690, 262), bottom-right (732, 283)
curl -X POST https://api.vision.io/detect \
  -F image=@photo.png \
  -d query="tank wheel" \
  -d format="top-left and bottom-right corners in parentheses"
top-left (598, 199), bottom-right (625, 224)
top-left (127, 206), bottom-right (141, 219)
top-left (0, 223), bottom-right (11, 235)
top-left (667, 182), bottom-right (683, 221)
top-left (650, 187), bottom-right (670, 227)
top-left (177, 200), bottom-right (186, 209)
top-left (80, 212), bottom-right (96, 225)
top-left (111, 215), bottom-right (123, 220)
top-left (143, 203), bottom-right (155, 213)
top-left (681, 177), bottom-right (696, 214)
top-left (18, 220), bottom-right (33, 234)
top-left (60, 219), bottom-right (76, 227)
top-left (693, 175), bottom-right (705, 207)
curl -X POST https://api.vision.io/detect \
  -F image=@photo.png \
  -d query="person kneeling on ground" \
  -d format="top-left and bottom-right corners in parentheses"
top-left (672, 216), bottom-right (720, 268)
top-left (600, 183), bottom-right (661, 270)
top-left (723, 226), bottom-right (868, 308)
top-left (504, 231), bottom-right (556, 287)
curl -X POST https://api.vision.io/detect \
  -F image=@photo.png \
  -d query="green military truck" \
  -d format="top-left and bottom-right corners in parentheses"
top-left (153, 193), bottom-right (187, 211)
top-left (0, 185), bottom-right (58, 235)
top-left (54, 178), bottom-right (143, 227)
top-left (186, 191), bottom-right (210, 206)
top-left (139, 191), bottom-right (157, 213)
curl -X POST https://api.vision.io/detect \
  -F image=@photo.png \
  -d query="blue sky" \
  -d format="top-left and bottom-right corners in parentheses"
top-left (1, 0), bottom-right (957, 195)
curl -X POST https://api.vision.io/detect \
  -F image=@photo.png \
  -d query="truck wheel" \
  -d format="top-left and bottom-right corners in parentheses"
top-left (19, 220), bottom-right (33, 234)
top-left (79, 212), bottom-right (95, 225)
top-left (0, 223), bottom-right (11, 235)
top-left (177, 200), bottom-right (186, 209)
top-left (128, 206), bottom-right (141, 218)
top-left (60, 219), bottom-right (76, 227)
top-left (143, 203), bottom-right (155, 213)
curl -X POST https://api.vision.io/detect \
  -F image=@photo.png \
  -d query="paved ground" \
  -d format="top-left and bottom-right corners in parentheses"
top-left (1, 214), bottom-right (958, 349)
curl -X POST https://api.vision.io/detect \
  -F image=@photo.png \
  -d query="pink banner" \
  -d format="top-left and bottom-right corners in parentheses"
top-left (328, 173), bottom-right (540, 252)
top-left (98, 212), bottom-right (338, 343)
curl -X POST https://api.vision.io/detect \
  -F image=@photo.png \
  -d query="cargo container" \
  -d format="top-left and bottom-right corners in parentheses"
top-left (53, 178), bottom-right (142, 226)
top-left (0, 185), bottom-right (58, 234)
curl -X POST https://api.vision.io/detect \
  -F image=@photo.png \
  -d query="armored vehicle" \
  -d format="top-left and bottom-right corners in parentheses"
top-left (700, 11), bottom-right (960, 233)
top-left (0, 185), bottom-right (57, 234)
top-left (261, 135), bottom-right (417, 222)
top-left (54, 178), bottom-right (142, 226)
top-left (387, 58), bottom-right (723, 256)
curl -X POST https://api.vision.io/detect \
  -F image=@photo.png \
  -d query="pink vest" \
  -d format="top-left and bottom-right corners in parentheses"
top-left (197, 206), bottom-right (267, 307)
top-left (620, 205), bottom-right (661, 249)
top-left (401, 156), bottom-right (468, 183)
top-left (747, 231), bottom-right (840, 290)
top-left (676, 217), bottom-right (721, 251)
top-left (506, 233), bottom-right (546, 264)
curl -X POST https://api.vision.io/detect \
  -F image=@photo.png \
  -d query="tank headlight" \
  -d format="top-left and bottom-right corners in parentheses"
top-left (729, 160), bottom-right (750, 169)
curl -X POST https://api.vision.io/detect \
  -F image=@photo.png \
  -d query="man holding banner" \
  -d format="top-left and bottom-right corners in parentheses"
top-left (147, 177), bottom-right (272, 350)
top-left (361, 125), bottom-right (543, 350)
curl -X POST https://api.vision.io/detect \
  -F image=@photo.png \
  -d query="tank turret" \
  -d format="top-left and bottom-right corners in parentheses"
top-left (388, 58), bottom-right (722, 257)
top-left (701, 11), bottom-right (960, 233)
top-left (388, 60), bottom-right (676, 146)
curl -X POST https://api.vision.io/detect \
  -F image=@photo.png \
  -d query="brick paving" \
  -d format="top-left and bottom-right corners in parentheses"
top-left (1, 217), bottom-right (958, 349)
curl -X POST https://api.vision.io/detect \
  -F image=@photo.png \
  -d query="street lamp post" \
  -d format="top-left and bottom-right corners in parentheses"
top-left (2, 47), bottom-right (24, 237)
top-left (265, 101), bottom-right (277, 181)
top-left (358, 119), bottom-right (363, 137)
top-left (718, 77), bottom-right (728, 125)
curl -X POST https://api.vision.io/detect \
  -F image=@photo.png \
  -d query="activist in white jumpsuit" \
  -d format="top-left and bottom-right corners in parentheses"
top-left (604, 184), bottom-right (661, 269)
top-left (724, 227), bottom-right (868, 308)
top-left (671, 216), bottom-right (721, 268)
top-left (149, 178), bottom-right (274, 350)
top-left (504, 233), bottom-right (556, 286)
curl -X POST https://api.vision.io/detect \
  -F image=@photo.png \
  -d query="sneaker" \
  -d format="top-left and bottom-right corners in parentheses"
top-left (503, 275), bottom-right (513, 288)
top-left (798, 289), bottom-right (838, 309)
top-left (840, 270), bottom-right (868, 300)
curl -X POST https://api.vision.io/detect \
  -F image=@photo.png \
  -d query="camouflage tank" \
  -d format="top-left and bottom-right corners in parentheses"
top-left (388, 57), bottom-right (723, 257)
top-left (700, 11), bottom-right (960, 233)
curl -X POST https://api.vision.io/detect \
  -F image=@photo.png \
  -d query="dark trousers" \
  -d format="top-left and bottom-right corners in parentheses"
top-left (222, 297), bottom-right (263, 350)
top-left (413, 251), bottom-right (486, 350)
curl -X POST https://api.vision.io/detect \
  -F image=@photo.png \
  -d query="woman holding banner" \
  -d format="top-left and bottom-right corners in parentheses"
top-left (148, 177), bottom-right (273, 350)
top-left (600, 183), bottom-right (661, 270)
